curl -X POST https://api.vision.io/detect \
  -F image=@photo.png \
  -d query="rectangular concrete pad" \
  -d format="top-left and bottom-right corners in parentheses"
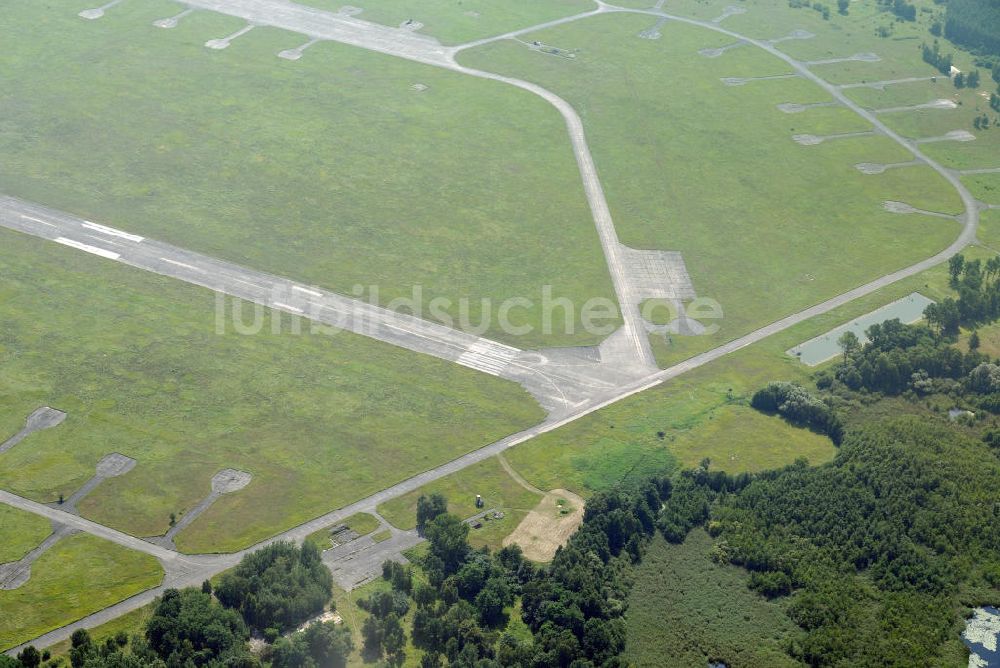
top-left (787, 292), bottom-right (934, 366)
top-left (620, 246), bottom-right (696, 301)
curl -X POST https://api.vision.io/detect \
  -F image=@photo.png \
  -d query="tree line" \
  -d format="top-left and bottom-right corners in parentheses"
top-left (356, 482), bottom-right (669, 668)
top-left (944, 0), bottom-right (1000, 57)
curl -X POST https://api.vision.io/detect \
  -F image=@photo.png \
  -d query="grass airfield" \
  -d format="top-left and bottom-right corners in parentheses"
top-left (459, 12), bottom-right (963, 367)
top-left (0, 0), bottom-right (993, 655)
top-left (298, 0), bottom-right (596, 45)
top-left (0, 228), bottom-right (543, 555)
top-left (0, 0), bottom-right (618, 349)
top-left (0, 532), bottom-right (162, 650)
top-left (504, 245), bottom-right (967, 493)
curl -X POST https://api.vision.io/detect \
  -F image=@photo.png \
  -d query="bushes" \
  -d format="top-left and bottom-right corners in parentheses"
top-left (270, 621), bottom-right (353, 668)
top-left (751, 382), bottom-right (843, 444)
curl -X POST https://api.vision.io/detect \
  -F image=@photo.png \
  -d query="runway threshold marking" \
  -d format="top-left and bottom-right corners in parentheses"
top-left (85, 234), bottom-right (125, 248)
top-left (81, 221), bottom-right (144, 243)
top-left (54, 237), bottom-right (120, 260)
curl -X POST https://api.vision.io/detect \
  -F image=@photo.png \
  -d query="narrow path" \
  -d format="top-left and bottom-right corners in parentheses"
top-left (497, 454), bottom-right (545, 496)
top-left (0, 491), bottom-right (192, 564)
top-left (0, 408), bottom-right (65, 455)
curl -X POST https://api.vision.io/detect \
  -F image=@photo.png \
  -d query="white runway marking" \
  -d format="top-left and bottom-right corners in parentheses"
top-left (231, 278), bottom-right (266, 290)
top-left (292, 285), bottom-right (323, 297)
top-left (272, 302), bottom-right (303, 313)
top-left (81, 221), bottom-right (144, 243)
top-left (20, 215), bottom-right (55, 227)
top-left (54, 237), bottom-right (120, 260)
top-left (160, 258), bottom-right (203, 272)
top-left (85, 234), bottom-right (124, 248)
top-left (456, 339), bottom-right (520, 376)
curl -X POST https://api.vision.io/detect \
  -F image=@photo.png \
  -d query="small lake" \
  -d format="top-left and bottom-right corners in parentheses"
top-left (964, 607), bottom-right (1000, 667)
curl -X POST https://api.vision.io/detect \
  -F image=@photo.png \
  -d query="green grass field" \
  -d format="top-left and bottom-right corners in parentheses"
top-left (0, 229), bottom-right (544, 553)
top-left (504, 246), bottom-right (971, 492)
top-left (870, 86), bottom-right (1000, 172)
top-left (377, 456), bottom-right (542, 550)
top-left (963, 173), bottom-right (1000, 204)
top-left (752, 0), bottom-right (1000, 177)
top-left (625, 530), bottom-right (801, 667)
top-left (978, 209), bottom-right (1000, 249)
top-left (0, 506), bottom-right (51, 565)
top-left (460, 13), bottom-right (962, 367)
top-left (0, 533), bottom-right (163, 651)
top-left (297, 0), bottom-right (595, 45)
top-left (0, 0), bottom-right (619, 349)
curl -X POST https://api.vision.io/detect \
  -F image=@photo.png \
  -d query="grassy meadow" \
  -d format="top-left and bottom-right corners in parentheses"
top-left (0, 0), bottom-right (619, 349)
top-left (504, 245), bottom-right (976, 492)
top-left (0, 229), bottom-right (543, 553)
top-left (0, 533), bottom-right (163, 651)
top-left (460, 12), bottom-right (962, 367)
top-left (0, 506), bottom-right (51, 565)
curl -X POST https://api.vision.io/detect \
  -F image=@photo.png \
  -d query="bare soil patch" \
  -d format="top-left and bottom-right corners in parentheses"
top-left (503, 488), bottom-right (584, 562)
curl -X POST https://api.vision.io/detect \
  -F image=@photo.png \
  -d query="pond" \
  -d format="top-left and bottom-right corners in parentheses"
top-left (965, 607), bottom-right (1000, 668)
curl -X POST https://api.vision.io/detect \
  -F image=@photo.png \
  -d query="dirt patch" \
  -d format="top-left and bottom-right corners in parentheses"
top-left (503, 489), bottom-right (584, 562)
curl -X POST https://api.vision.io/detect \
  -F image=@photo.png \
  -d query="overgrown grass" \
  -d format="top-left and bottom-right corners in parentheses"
top-left (0, 0), bottom-right (619, 348)
top-left (460, 13), bottom-right (961, 367)
top-left (0, 506), bottom-right (51, 564)
top-left (978, 209), bottom-right (1000, 250)
top-left (0, 230), bottom-right (544, 553)
top-left (624, 530), bottom-right (802, 667)
top-left (963, 173), bottom-right (1000, 204)
top-left (873, 86), bottom-right (1000, 172)
top-left (0, 533), bottom-right (163, 651)
top-left (296, 0), bottom-right (596, 44)
top-left (377, 456), bottom-right (542, 550)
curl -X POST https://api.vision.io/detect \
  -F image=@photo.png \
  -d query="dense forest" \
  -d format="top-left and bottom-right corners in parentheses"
top-left (662, 310), bottom-right (1000, 665)
top-left (945, 0), bottom-right (1000, 57)
top-left (660, 416), bottom-right (1000, 666)
top-left (361, 484), bottom-right (666, 667)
